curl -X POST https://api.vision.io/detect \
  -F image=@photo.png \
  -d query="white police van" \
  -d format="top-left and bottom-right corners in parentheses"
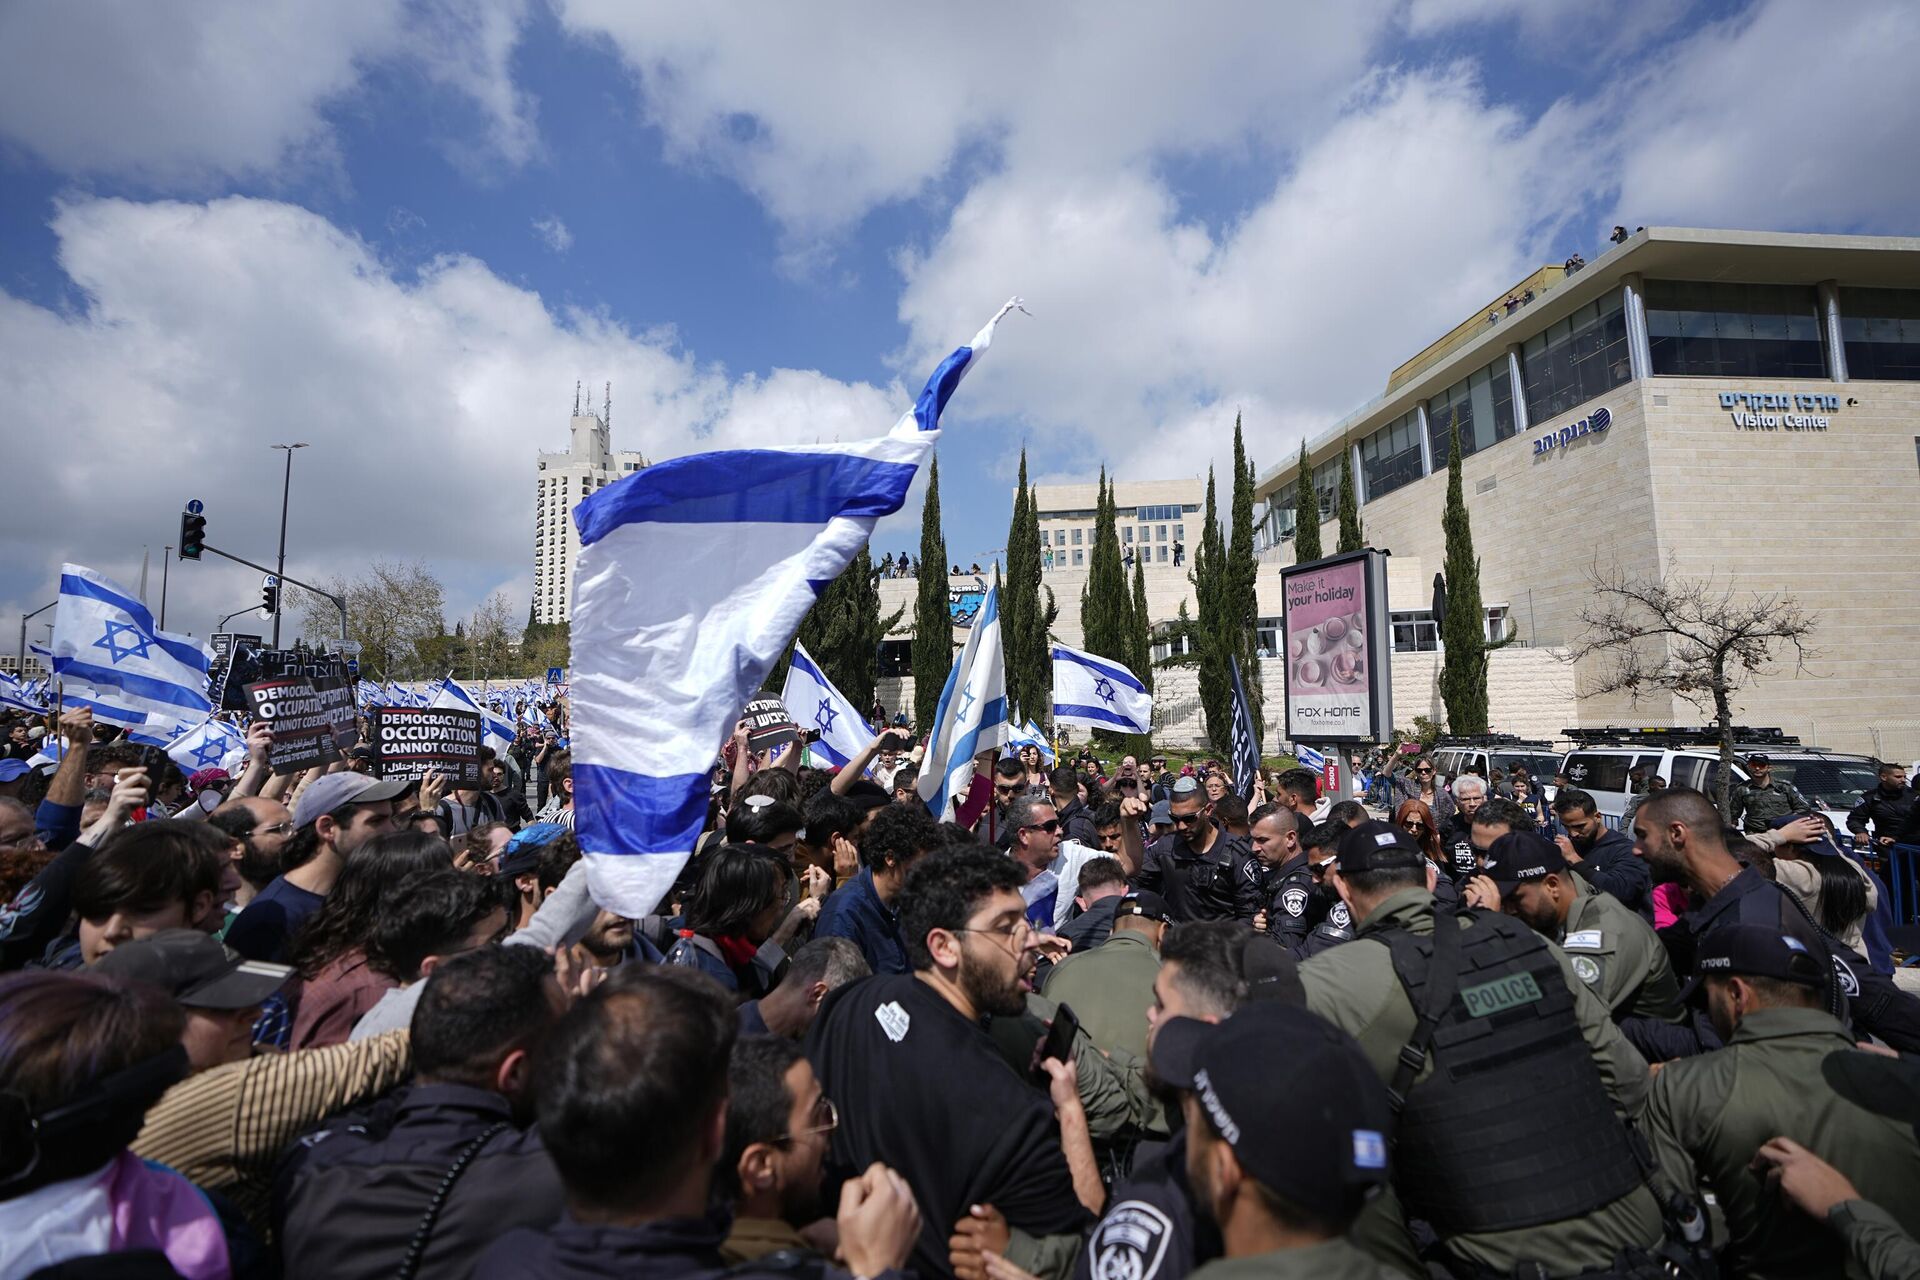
top-left (1428, 736), bottom-right (1564, 805)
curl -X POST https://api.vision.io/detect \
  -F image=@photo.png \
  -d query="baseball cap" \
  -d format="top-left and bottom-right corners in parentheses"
top-left (1678, 923), bottom-right (1827, 1005)
top-left (1112, 890), bottom-right (1170, 923)
top-left (496, 821), bottom-right (568, 878)
top-left (1333, 820), bottom-right (1428, 875)
top-left (289, 773), bottom-right (409, 829)
top-left (1147, 800), bottom-right (1172, 826)
top-left (1149, 1003), bottom-right (1391, 1218)
top-left (1481, 831), bottom-right (1569, 895)
top-left (1746, 753), bottom-right (1771, 765)
top-left (0, 759), bottom-right (28, 783)
top-left (92, 929), bottom-right (291, 1009)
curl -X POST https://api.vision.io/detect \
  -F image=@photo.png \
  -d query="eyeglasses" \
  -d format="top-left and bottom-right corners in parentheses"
top-left (1021, 818), bottom-right (1060, 834)
top-left (1415, 768), bottom-right (1433, 776)
top-left (774, 1095), bottom-right (839, 1145)
top-left (956, 917), bottom-right (1035, 949)
top-left (1402, 821), bottom-right (1426, 832)
top-left (254, 821), bottom-right (295, 837)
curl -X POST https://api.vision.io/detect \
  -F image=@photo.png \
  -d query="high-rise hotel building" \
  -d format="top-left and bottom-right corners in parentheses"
top-left (533, 394), bottom-right (648, 624)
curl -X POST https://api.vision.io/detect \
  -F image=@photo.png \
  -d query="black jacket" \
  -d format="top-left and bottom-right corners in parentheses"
top-left (1075, 1130), bottom-right (1216, 1280)
top-left (476, 1209), bottom-right (891, 1280)
top-left (1849, 783), bottom-right (1920, 845)
top-left (1572, 827), bottom-right (1652, 922)
top-left (1237, 852), bottom-right (1316, 951)
top-left (1055, 796), bottom-right (1102, 850)
top-left (273, 1083), bottom-right (563, 1279)
top-left (1134, 829), bottom-right (1250, 923)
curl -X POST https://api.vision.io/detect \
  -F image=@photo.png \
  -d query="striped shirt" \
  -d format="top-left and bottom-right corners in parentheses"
top-left (131, 1029), bottom-right (413, 1234)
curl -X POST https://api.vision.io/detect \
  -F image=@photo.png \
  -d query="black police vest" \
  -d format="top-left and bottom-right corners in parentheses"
top-left (1379, 911), bottom-right (1645, 1234)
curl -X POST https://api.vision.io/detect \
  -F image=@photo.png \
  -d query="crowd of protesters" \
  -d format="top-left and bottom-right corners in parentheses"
top-left (1, 695), bottom-right (1918, 1280)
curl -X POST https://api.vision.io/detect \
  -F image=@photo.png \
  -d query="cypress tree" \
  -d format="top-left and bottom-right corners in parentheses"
top-left (1081, 473), bottom-right (1145, 756)
top-left (1227, 417), bottom-right (1262, 746)
top-left (913, 456), bottom-right (952, 729)
top-left (1292, 442), bottom-right (1322, 564)
top-left (1336, 442), bottom-right (1365, 553)
top-left (1192, 468), bottom-right (1234, 753)
top-left (1130, 554), bottom-right (1153, 695)
top-left (765, 545), bottom-right (899, 706)
top-left (1438, 413), bottom-right (1491, 734)
top-left (1003, 450), bottom-right (1043, 722)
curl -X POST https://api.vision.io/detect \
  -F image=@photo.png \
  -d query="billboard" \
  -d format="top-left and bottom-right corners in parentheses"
top-left (1279, 548), bottom-right (1392, 744)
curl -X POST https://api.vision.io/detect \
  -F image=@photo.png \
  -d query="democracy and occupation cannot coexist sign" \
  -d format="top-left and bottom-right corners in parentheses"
top-left (1278, 548), bottom-right (1392, 744)
top-left (370, 706), bottom-right (485, 785)
top-left (245, 675), bottom-right (358, 774)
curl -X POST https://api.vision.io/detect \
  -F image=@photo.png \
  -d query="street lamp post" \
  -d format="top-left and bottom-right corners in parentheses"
top-left (270, 443), bottom-right (309, 648)
top-left (17, 600), bottom-right (56, 678)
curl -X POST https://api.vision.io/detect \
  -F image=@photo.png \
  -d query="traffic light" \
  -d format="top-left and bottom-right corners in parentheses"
top-left (261, 581), bottom-right (280, 616)
top-left (179, 511), bottom-right (206, 560)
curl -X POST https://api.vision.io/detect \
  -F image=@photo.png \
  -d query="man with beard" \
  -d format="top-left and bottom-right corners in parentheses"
top-left (208, 794), bottom-right (296, 922)
top-left (1464, 830), bottom-right (1685, 1027)
top-left (1134, 778), bottom-right (1249, 923)
top-left (1630, 788), bottom-right (1920, 1056)
top-left (1551, 787), bottom-right (1652, 920)
top-left (805, 844), bottom-right (1091, 1279)
top-left (720, 1036), bottom-right (842, 1263)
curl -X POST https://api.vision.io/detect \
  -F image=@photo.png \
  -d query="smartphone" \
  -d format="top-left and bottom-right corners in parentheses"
top-left (1039, 1002), bottom-right (1081, 1073)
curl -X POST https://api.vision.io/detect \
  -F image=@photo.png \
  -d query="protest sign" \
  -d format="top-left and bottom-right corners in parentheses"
top-left (245, 674), bottom-right (358, 774)
top-left (743, 696), bottom-right (798, 753)
top-left (369, 706), bottom-right (485, 785)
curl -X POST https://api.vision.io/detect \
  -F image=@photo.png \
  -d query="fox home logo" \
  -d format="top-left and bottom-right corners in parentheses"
top-left (1532, 406), bottom-right (1610, 458)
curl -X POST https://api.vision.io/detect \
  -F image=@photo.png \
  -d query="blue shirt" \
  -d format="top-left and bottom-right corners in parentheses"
top-left (815, 868), bottom-right (908, 976)
top-left (225, 875), bottom-right (326, 963)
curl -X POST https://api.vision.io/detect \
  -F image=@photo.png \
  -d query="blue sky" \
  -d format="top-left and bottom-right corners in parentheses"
top-left (2, 0), bottom-right (1915, 641)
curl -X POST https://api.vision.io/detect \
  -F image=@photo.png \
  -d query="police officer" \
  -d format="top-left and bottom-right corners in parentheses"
top-left (1729, 754), bottom-right (1814, 834)
top-left (1294, 820), bottom-right (1358, 957)
top-left (1646, 924), bottom-right (1920, 1278)
top-left (1633, 788), bottom-right (1920, 1056)
top-left (1300, 821), bottom-right (1674, 1277)
top-left (1240, 806), bottom-right (1314, 949)
top-left (1465, 829), bottom-right (1685, 1027)
top-left (1043, 890), bottom-right (1168, 1064)
top-left (1134, 777), bottom-right (1249, 923)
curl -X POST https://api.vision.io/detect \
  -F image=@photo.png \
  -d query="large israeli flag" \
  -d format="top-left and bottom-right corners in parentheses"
top-left (571, 300), bottom-right (1024, 917)
top-left (1051, 644), bottom-right (1153, 735)
top-left (781, 641), bottom-right (872, 772)
top-left (917, 585), bottom-right (1011, 820)
top-left (51, 564), bottom-right (212, 731)
top-left (166, 717), bottom-right (246, 774)
top-left (430, 677), bottom-right (518, 757)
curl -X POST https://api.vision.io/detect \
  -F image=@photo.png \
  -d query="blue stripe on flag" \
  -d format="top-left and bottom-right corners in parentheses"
top-left (574, 450), bottom-right (919, 546)
top-left (1051, 646), bottom-right (1148, 692)
top-left (913, 346), bottom-right (973, 433)
top-left (1052, 702), bottom-right (1147, 731)
top-left (572, 763), bottom-right (711, 856)
top-left (52, 659), bottom-right (210, 712)
top-left (57, 574), bottom-right (208, 672)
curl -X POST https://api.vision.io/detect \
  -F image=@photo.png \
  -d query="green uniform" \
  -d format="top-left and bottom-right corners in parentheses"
top-left (1189, 1237), bottom-right (1403, 1280)
top-left (1829, 1200), bottom-right (1920, 1280)
top-left (1730, 777), bottom-right (1813, 833)
top-left (1645, 1007), bottom-right (1920, 1279)
top-left (1042, 928), bottom-right (1160, 1062)
top-left (1298, 888), bottom-right (1665, 1278)
top-left (1553, 876), bottom-right (1685, 1025)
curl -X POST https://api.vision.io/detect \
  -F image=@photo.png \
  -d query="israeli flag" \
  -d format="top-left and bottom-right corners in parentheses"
top-left (571, 299), bottom-right (1024, 917)
top-left (1051, 644), bottom-right (1153, 736)
top-left (1003, 718), bottom-right (1055, 766)
top-left (781, 641), bottom-right (873, 772)
top-left (430, 677), bottom-right (518, 756)
top-left (917, 585), bottom-right (1011, 820)
top-left (1295, 744), bottom-right (1327, 772)
top-left (166, 718), bottom-right (245, 774)
top-left (0, 674), bottom-right (46, 715)
top-left (52, 564), bottom-right (212, 730)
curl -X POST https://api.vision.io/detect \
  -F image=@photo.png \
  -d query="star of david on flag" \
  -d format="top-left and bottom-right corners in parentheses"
top-left (52, 564), bottom-right (212, 732)
top-left (93, 620), bottom-right (156, 665)
top-left (1051, 644), bottom-right (1152, 736)
top-left (780, 641), bottom-right (873, 774)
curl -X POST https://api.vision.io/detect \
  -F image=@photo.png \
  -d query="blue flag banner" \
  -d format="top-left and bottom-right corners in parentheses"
top-left (1004, 718), bottom-right (1055, 766)
top-left (571, 300), bottom-right (1024, 917)
top-left (781, 641), bottom-right (873, 773)
top-left (1228, 655), bottom-right (1262, 802)
top-left (1051, 644), bottom-right (1153, 736)
top-left (916, 584), bottom-right (1011, 820)
top-left (166, 718), bottom-right (247, 774)
top-left (430, 677), bottom-right (518, 757)
top-left (51, 563), bottom-right (212, 731)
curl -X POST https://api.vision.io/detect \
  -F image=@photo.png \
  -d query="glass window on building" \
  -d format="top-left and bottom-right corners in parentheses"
top-left (1360, 410), bottom-right (1423, 500)
top-left (1072, 549), bottom-right (1084, 566)
top-left (1255, 616), bottom-right (1281, 656)
top-left (1521, 292), bottom-right (1630, 423)
top-left (1157, 545), bottom-right (1168, 562)
top-left (1392, 611), bottom-right (1440, 652)
top-left (1645, 280), bottom-right (1824, 379)
top-left (1041, 530), bottom-right (1050, 546)
top-left (1484, 604), bottom-right (1512, 645)
top-left (1121, 527), bottom-right (1131, 543)
top-left (1426, 357), bottom-right (1516, 464)
top-left (1072, 528), bottom-right (1082, 545)
top-left (1138, 526), bottom-right (1150, 544)
top-left (1157, 525), bottom-right (1167, 541)
top-left (1312, 463), bottom-right (1340, 523)
top-left (1839, 286), bottom-right (1920, 381)
top-left (1056, 529), bottom-right (1066, 545)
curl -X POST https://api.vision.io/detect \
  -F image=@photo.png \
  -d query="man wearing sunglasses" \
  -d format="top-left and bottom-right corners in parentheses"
top-left (1134, 777), bottom-right (1251, 923)
top-left (1007, 794), bottom-right (1115, 933)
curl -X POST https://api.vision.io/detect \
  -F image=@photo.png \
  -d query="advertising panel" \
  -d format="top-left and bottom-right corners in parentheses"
top-left (1280, 549), bottom-right (1392, 744)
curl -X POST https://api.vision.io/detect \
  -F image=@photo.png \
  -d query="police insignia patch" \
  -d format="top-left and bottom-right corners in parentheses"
top-left (1570, 954), bottom-right (1602, 987)
top-left (1330, 902), bottom-right (1352, 929)
top-left (1280, 887), bottom-right (1308, 917)
top-left (1090, 1200), bottom-right (1173, 1280)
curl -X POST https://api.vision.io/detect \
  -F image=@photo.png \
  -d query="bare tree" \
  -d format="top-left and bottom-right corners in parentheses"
top-left (466, 591), bottom-right (519, 680)
top-left (1568, 559), bottom-right (1819, 820)
top-left (296, 560), bottom-right (446, 682)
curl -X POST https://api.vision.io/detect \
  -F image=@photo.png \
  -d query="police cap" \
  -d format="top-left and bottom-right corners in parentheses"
top-left (1678, 923), bottom-right (1827, 1005)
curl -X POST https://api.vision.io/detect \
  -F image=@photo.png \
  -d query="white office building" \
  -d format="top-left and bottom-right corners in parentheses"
top-left (533, 390), bottom-right (648, 624)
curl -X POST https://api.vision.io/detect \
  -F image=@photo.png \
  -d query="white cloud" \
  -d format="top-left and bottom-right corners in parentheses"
top-left (532, 215), bottom-right (573, 252)
top-left (554, 1), bottom-right (1397, 256)
top-left (0, 197), bottom-right (897, 636)
top-left (0, 0), bottom-right (539, 185)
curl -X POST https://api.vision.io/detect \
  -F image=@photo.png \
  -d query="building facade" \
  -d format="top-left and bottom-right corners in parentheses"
top-left (1252, 227), bottom-right (1920, 758)
top-left (533, 396), bottom-right (647, 624)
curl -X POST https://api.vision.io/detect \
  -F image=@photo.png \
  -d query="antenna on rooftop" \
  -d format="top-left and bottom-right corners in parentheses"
top-left (573, 381), bottom-right (581, 416)
top-left (604, 381), bottom-right (612, 429)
